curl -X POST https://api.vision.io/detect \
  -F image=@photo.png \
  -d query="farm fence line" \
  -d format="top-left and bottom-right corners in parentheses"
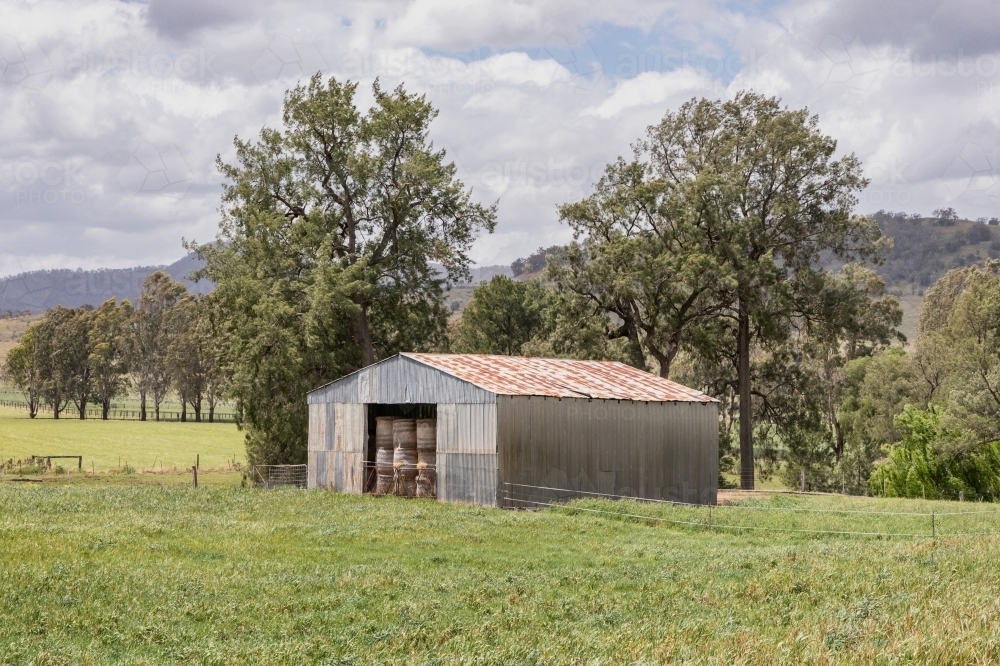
top-left (500, 482), bottom-right (1000, 539)
top-left (0, 399), bottom-right (238, 423)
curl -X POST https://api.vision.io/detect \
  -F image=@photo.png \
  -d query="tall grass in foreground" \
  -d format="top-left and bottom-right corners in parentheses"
top-left (2, 486), bottom-right (1000, 664)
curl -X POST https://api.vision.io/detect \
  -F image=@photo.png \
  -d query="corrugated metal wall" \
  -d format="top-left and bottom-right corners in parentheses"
top-left (307, 403), bottom-right (332, 489)
top-left (497, 396), bottom-right (718, 506)
top-left (307, 402), bottom-right (366, 492)
top-left (437, 403), bottom-right (498, 506)
top-left (308, 355), bottom-right (495, 405)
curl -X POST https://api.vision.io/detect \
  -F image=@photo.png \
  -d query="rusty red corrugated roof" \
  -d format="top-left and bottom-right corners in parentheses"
top-left (402, 353), bottom-right (716, 402)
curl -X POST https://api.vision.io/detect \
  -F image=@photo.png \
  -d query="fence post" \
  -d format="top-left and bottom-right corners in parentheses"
top-left (931, 510), bottom-right (935, 538)
top-left (800, 468), bottom-right (806, 492)
top-left (192, 465), bottom-right (198, 489)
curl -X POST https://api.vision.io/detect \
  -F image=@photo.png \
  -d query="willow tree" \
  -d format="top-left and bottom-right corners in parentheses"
top-left (193, 75), bottom-right (496, 464)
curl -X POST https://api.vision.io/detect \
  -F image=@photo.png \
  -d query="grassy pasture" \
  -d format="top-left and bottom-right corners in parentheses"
top-left (2, 487), bottom-right (1000, 664)
top-left (0, 406), bottom-right (244, 473)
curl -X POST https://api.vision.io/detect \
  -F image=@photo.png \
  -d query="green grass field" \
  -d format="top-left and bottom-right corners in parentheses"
top-left (2, 487), bottom-right (1000, 664)
top-left (0, 405), bottom-right (244, 473)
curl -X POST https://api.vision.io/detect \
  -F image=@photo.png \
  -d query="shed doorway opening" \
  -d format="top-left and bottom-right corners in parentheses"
top-left (365, 404), bottom-right (437, 496)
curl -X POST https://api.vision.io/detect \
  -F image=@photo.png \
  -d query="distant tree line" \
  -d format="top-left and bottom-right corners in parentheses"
top-left (1, 271), bottom-right (225, 422)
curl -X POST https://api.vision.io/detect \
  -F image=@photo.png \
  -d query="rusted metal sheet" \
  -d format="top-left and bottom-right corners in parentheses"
top-left (404, 353), bottom-right (715, 402)
top-left (437, 403), bottom-right (497, 454)
top-left (497, 396), bottom-right (718, 506)
top-left (438, 452), bottom-right (497, 506)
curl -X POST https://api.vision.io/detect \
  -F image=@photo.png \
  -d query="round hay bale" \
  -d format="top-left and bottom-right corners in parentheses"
top-left (393, 447), bottom-right (418, 474)
top-left (375, 472), bottom-right (394, 495)
top-left (397, 473), bottom-right (417, 497)
top-left (417, 450), bottom-right (436, 470)
top-left (393, 418), bottom-right (417, 450)
top-left (416, 468), bottom-right (436, 498)
top-left (416, 419), bottom-right (437, 450)
top-left (376, 416), bottom-right (397, 449)
top-left (376, 447), bottom-right (394, 474)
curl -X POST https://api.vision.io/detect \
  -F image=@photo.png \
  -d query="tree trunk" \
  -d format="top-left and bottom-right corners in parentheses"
top-left (140, 390), bottom-right (147, 422)
top-left (102, 398), bottom-right (110, 420)
top-left (181, 399), bottom-right (187, 423)
top-left (738, 297), bottom-right (754, 490)
top-left (208, 404), bottom-right (215, 423)
top-left (833, 418), bottom-right (845, 462)
top-left (355, 307), bottom-right (376, 367)
top-left (193, 398), bottom-right (202, 423)
top-left (78, 396), bottom-right (87, 420)
top-left (155, 403), bottom-right (160, 422)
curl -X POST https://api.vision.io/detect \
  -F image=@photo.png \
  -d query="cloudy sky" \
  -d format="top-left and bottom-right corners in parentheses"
top-left (2, 0), bottom-right (999, 276)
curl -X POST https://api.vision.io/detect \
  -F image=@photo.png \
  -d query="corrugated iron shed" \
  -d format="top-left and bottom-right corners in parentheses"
top-left (402, 353), bottom-right (715, 402)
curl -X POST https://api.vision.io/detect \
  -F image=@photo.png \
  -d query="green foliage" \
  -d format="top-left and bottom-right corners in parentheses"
top-left (130, 271), bottom-right (188, 420)
top-left (511, 245), bottom-right (561, 276)
top-left (868, 406), bottom-right (1000, 500)
top-left (1, 327), bottom-right (41, 417)
top-left (3, 272), bottom-right (223, 426)
top-left (550, 92), bottom-right (886, 489)
top-left (451, 276), bottom-right (546, 355)
top-left (193, 75), bottom-right (495, 464)
top-left (89, 298), bottom-right (132, 420)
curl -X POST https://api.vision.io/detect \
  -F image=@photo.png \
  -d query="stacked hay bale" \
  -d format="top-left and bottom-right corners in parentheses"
top-left (416, 419), bottom-right (437, 498)
top-left (392, 418), bottom-right (418, 497)
top-left (375, 416), bottom-right (396, 495)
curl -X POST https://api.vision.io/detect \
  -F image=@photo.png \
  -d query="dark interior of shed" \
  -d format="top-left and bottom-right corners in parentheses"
top-left (364, 403), bottom-right (437, 492)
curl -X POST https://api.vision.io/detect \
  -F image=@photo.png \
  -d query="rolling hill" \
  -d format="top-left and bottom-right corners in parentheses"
top-left (0, 255), bottom-right (212, 315)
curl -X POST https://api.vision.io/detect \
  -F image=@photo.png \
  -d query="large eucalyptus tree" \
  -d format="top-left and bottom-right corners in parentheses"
top-left (557, 93), bottom-right (886, 489)
top-left (194, 75), bottom-right (496, 464)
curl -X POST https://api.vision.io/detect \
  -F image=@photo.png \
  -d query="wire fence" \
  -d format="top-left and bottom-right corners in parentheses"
top-left (0, 399), bottom-right (238, 423)
top-left (500, 482), bottom-right (1000, 539)
top-left (252, 465), bottom-right (307, 489)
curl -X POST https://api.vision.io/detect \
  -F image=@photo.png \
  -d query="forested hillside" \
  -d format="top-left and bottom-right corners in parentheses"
top-left (872, 210), bottom-right (1000, 289)
top-left (852, 210), bottom-right (1000, 340)
top-left (0, 255), bottom-right (211, 314)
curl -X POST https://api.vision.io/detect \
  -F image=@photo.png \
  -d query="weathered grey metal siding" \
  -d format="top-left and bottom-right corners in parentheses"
top-left (497, 396), bottom-right (718, 506)
top-left (307, 403), bottom-right (333, 489)
top-left (308, 403), bottom-right (366, 492)
top-left (308, 355), bottom-right (495, 405)
top-left (325, 403), bottom-right (366, 493)
top-left (436, 403), bottom-right (498, 506)
top-left (437, 404), bottom-right (497, 454)
top-left (438, 453), bottom-right (498, 506)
